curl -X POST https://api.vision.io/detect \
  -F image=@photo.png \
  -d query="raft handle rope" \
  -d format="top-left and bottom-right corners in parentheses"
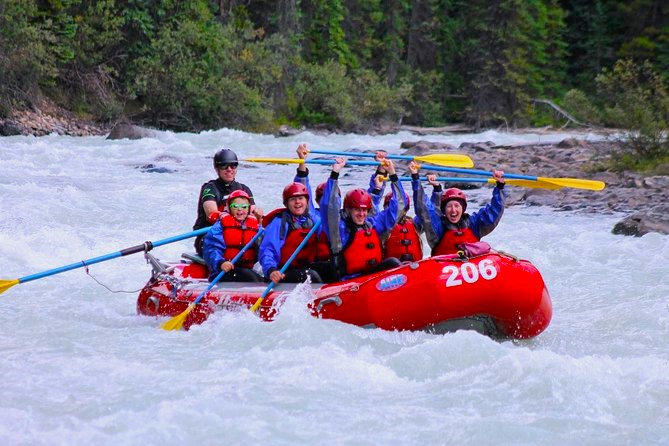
top-left (80, 246), bottom-right (169, 295)
top-left (82, 260), bottom-right (143, 294)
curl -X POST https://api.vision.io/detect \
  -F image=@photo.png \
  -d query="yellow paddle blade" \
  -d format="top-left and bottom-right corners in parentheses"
top-left (250, 297), bottom-right (263, 313)
top-left (160, 304), bottom-right (195, 331)
top-left (414, 154), bottom-right (474, 168)
top-left (537, 177), bottom-right (606, 191)
top-left (244, 158), bottom-right (305, 164)
top-left (0, 279), bottom-right (20, 294)
top-left (492, 178), bottom-right (563, 190)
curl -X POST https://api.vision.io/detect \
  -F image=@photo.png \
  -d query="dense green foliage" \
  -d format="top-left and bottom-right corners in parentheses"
top-left (1, 0), bottom-right (668, 138)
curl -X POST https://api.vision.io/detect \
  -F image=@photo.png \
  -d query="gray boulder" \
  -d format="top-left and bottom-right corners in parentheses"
top-left (107, 123), bottom-right (156, 140)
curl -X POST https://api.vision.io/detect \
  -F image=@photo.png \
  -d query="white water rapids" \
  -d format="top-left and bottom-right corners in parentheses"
top-left (0, 129), bottom-right (667, 445)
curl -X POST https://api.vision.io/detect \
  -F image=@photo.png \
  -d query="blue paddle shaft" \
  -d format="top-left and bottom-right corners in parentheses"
top-left (398, 176), bottom-right (490, 183)
top-left (305, 159), bottom-right (382, 167)
top-left (18, 227), bottom-right (211, 284)
top-left (309, 149), bottom-right (413, 161)
top-left (191, 227), bottom-right (265, 306)
top-left (419, 164), bottom-right (538, 181)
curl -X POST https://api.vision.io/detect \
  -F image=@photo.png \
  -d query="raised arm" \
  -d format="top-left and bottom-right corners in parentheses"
top-left (409, 162), bottom-right (443, 249)
top-left (321, 157), bottom-right (346, 254)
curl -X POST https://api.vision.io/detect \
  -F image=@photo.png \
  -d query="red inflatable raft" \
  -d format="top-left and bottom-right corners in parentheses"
top-left (137, 250), bottom-right (552, 339)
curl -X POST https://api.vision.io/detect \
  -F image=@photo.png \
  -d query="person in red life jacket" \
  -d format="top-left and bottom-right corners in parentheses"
top-left (381, 191), bottom-right (424, 262)
top-left (287, 145), bottom-right (337, 281)
top-left (202, 190), bottom-right (263, 282)
top-left (193, 148), bottom-right (264, 256)
top-left (259, 168), bottom-right (323, 284)
top-left (320, 157), bottom-right (408, 280)
top-left (409, 161), bottom-right (507, 255)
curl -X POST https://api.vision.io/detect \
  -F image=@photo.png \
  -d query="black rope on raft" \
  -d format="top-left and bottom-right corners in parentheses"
top-left (83, 261), bottom-right (143, 294)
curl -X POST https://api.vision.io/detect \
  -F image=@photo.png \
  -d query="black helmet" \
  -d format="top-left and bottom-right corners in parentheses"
top-left (213, 149), bottom-right (238, 167)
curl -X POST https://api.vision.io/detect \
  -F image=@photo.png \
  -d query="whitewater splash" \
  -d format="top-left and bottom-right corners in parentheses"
top-left (0, 129), bottom-right (667, 445)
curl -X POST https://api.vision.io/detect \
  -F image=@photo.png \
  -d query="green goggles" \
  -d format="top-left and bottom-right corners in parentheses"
top-left (229, 203), bottom-right (250, 210)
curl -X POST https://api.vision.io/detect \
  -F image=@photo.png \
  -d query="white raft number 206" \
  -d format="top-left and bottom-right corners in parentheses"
top-left (442, 259), bottom-right (497, 287)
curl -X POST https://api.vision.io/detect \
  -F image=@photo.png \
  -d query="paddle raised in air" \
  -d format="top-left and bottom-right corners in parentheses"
top-left (414, 165), bottom-right (606, 191)
top-left (397, 176), bottom-right (563, 190)
top-left (305, 149), bottom-right (475, 168)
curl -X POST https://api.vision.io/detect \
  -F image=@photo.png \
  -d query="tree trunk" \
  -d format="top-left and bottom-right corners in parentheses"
top-left (406, 0), bottom-right (436, 70)
top-left (277, 0), bottom-right (299, 35)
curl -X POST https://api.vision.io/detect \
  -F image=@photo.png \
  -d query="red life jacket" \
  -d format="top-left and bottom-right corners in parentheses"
top-left (432, 226), bottom-right (479, 256)
top-left (220, 213), bottom-right (260, 268)
top-left (342, 224), bottom-right (383, 276)
top-left (272, 210), bottom-right (319, 269)
top-left (384, 218), bottom-right (423, 262)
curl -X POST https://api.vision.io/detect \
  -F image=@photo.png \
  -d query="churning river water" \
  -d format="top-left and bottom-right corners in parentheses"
top-left (0, 129), bottom-right (667, 445)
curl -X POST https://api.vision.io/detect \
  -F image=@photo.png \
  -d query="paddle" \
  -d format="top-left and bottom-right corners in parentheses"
top-left (161, 227), bottom-right (265, 331)
top-left (305, 149), bottom-right (475, 168)
top-left (0, 228), bottom-right (211, 295)
top-left (249, 220), bottom-right (322, 313)
top-left (412, 165), bottom-right (606, 191)
top-left (244, 155), bottom-right (473, 169)
top-left (397, 176), bottom-right (563, 190)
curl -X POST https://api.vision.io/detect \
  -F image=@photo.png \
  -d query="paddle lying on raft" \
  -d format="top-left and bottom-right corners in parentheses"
top-left (0, 228), bottom-right (212, 295)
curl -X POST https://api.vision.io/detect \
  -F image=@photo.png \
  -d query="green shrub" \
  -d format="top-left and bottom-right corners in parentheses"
top-left (595, 59), bottom-right (669, 168)
top-left (561, 89), bottom-right (602, 125)
top-left (290, 60), bottom-right (357, 128)
top-left (129, 20), bottom-right (273, 131)
top-left (400, 70), bottom-right (446, 127)
top-left (351, 68), bottom-right (411, 125)
top-left (0, 0), bottom-right (57, 115)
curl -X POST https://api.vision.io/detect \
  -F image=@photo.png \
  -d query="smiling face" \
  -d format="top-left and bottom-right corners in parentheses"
top-left (444, 200), bottom-right (464, 224)
top-left (286, 195), bottom-right (308, 216)
top-left (217, 163), bottom-right (238, 182)
top-left (349, 207), bottom-right (369, 225)
top-left (228, 197), bottom-right (250, 222)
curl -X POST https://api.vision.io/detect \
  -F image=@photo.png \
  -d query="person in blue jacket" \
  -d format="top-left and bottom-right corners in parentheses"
top-left (202, 190), bottom-right (263, 282)
top-left (259, 145), bottom-right (323, 284)
top-left (320, 157), bottom-right (408, 280)
top-left (409, 161), bottom-right (507, 256)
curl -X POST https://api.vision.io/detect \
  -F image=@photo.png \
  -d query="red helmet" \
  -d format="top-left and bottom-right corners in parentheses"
top-left (282, 182), bottom-right (309, 203)
top-left (315, 182), bottom-right (341, 203)
top-left (383, 192), bottom-right (410, 209)
top-left (225, 190), bottom-right (251, 212)
top-left (441, 188), bottom-right (467, 212)
top-left (343, 188), bottom-right (372, 210)
top-left (227, 189), bottom-right (251, 202)
top-left (315, 182), bottom-right (327, 203)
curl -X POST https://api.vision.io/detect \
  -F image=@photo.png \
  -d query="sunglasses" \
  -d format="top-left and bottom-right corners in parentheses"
top-left (219, 163), bottom-right (238, 170)
top-left (229, 203), bottom-right (250, 210)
